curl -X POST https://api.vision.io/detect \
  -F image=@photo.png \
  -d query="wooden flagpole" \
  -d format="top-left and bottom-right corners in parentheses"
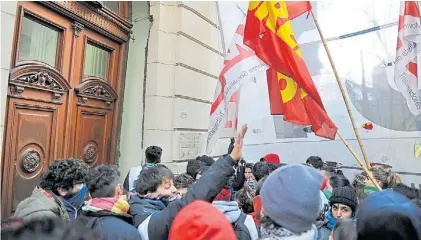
top-left (310, 10), bottom-right (373, 171)
top-left (337, 131), bottom-right (382, 190)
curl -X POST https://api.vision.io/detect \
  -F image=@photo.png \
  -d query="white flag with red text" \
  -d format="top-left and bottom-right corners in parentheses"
top-left (206, 22), bottom-right (267, 155)
top-left (394, 1), bottom-right (421, 116)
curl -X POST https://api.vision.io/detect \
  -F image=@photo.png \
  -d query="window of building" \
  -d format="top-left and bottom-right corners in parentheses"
top-left (84, 42), bottom-right (109, 79)
top-left (18, 15), bottom-right (59, 67)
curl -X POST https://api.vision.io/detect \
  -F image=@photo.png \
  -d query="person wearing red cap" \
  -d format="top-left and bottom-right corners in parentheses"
top-left (169, 200), bottom-right (236, 240)
top-left (260, 153), bottom-right (280, 167)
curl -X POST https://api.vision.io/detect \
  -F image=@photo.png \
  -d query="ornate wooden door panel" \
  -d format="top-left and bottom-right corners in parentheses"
top-left (74, 108), bottom-right (111, 166)
top-left (71, 28), bottom-right (120, 165)
top-left (2, 63), bottom-right (71, 214)
top-left (1, 1), bottom-right (131, 218)
top-left (1, 1), bottom-right (73, 216)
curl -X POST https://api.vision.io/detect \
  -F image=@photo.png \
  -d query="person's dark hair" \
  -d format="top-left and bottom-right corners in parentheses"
top-left (174, 173), bottom-right (195, 190)
top-left (186, 159), bottom-right (205, 179)
top-left (330, 174), bottom-right (351, 189)
top-left (40, 159), bottom-right (88, 195)
top-left (253, 162), bottom-right (276, 182)
top-left (336, 170), bottom-right (344, 176)
top-left (86, 165), bottom-right (120, 198)
top-left (393, 183), bottom-right (420, 200)
top-left (245, 163), bottom-right (254, 170)
top-left (235, 187), bottom-right (254, 214)
top-left (306, 156), bottom-right (324, 170)
top-left (1, 217), bottom-right (100, 240)
top-left (255, 176), bottom-right (268, 196)
top-left (135, 165), bottom-right (174, 194)
top-left (196, 155), bottom-right (215, 167)
top-left (323, 166), bottom-right (337, 178)
top-left (267, 162), bottom-right (278, 172)
top-left (145, 146), bottom-right (162, 163)
top-left (332, 219), bottom-right (357, 240)
top-left (357, 211), bottom-right (420, 240)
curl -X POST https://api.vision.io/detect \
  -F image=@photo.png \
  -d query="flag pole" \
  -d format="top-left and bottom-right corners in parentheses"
top-left (310, 10), bottom-right (373, 171)
top-left (337, 131), bottom-right (382, 190)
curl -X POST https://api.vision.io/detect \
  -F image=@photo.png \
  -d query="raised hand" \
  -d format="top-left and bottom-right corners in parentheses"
top-left (230, 124), bottom-right (248, 161)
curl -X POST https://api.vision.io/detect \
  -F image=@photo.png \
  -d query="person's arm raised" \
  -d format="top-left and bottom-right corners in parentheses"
top-left (145, 125), bottom-right (248, 240)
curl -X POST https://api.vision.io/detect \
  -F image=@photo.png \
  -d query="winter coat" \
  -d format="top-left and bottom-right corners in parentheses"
top-left (77, 197), bottom-right (141, 240)
top-left (129, 195), bottom-right (166, 227)
top-left (316, 226), bottom-right (330, 240)
top-left (14, 187), bottom-right (69, 221)
top-left (78, 210), bottom-right (141, 240)
top-left (135, 154), bottom-right (237, 240)
top-left (213, 201), bottom-right (259, 240)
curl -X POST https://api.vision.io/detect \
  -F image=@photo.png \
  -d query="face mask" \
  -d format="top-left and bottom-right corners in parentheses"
top-left (65, 185), bottom-right (88, 210)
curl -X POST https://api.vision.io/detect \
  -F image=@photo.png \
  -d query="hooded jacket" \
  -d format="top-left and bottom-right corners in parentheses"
top-left (129, 194), bottom-right (167, 227)
top-left (213, 201), bottom-right (259, 240)
top-left (135, 154), bottom-right (237, 240)
top-left (77, 197), bottom-right (141, 240)
top-left (169, 200), bottom-right (236, 240)
top-left (14, 187), bottom-right (69, 221)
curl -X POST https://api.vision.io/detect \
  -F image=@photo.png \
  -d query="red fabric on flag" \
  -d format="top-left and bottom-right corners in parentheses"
top-left (284, 1), bottom-right (312, 20)
top-left (267, 68), bottom-right (285, 114)
top-left (244, 1), bottom-right (337, 139)
top-left (404, 1), bottom-right (420, 18)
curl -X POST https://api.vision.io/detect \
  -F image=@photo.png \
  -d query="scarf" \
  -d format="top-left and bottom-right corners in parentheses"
top-left (139, 193), bottom-right (182, 206)
top-left (363, 186), bottom-right (380, 195)
top-left (142, 162), bottom-right (158, 170)
top-left (59, 185), bottom-right (88, 220)
top-left (326, 211), bottom-right (356, 230)
top-left (260, 222), bottom-right (317, 240)
top-left (326, 211), bottom-right (337, 230)
top-left (82, 196), bottom-right (130, 214)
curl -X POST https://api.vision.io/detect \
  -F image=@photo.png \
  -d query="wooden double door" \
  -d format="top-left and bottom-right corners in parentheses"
top-left (1, 1), bottom-right (131, 217)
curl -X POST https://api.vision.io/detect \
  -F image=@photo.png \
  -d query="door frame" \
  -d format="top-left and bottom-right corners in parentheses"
top-left (1, 1), bottom-right (132, 217)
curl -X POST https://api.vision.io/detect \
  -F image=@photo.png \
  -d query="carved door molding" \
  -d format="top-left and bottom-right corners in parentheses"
top-left (8, 62), bottom-right (71, 104)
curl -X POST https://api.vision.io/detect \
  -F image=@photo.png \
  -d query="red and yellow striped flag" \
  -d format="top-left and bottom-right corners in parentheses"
top-left (244, 1), bottom-right (337, 139)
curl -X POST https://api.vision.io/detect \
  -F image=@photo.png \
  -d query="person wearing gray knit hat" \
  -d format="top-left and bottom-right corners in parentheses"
top-left (259, 164), bottom-right (322, 239)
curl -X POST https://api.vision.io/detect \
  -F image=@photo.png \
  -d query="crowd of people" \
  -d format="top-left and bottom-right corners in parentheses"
top-left (2, 125), bottom-right (421, 240)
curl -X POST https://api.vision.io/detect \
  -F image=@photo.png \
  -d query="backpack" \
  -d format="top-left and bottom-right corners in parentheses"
top-left (232, 212), bottom-right (252, 240)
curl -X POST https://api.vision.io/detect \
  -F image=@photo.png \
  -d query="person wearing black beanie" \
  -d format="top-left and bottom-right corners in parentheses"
top-left (325, 187), bottom-right (358, 230)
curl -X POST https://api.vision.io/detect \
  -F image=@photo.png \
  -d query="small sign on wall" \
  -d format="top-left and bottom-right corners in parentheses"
top-left (179, 133), bottom-right (202, 159)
